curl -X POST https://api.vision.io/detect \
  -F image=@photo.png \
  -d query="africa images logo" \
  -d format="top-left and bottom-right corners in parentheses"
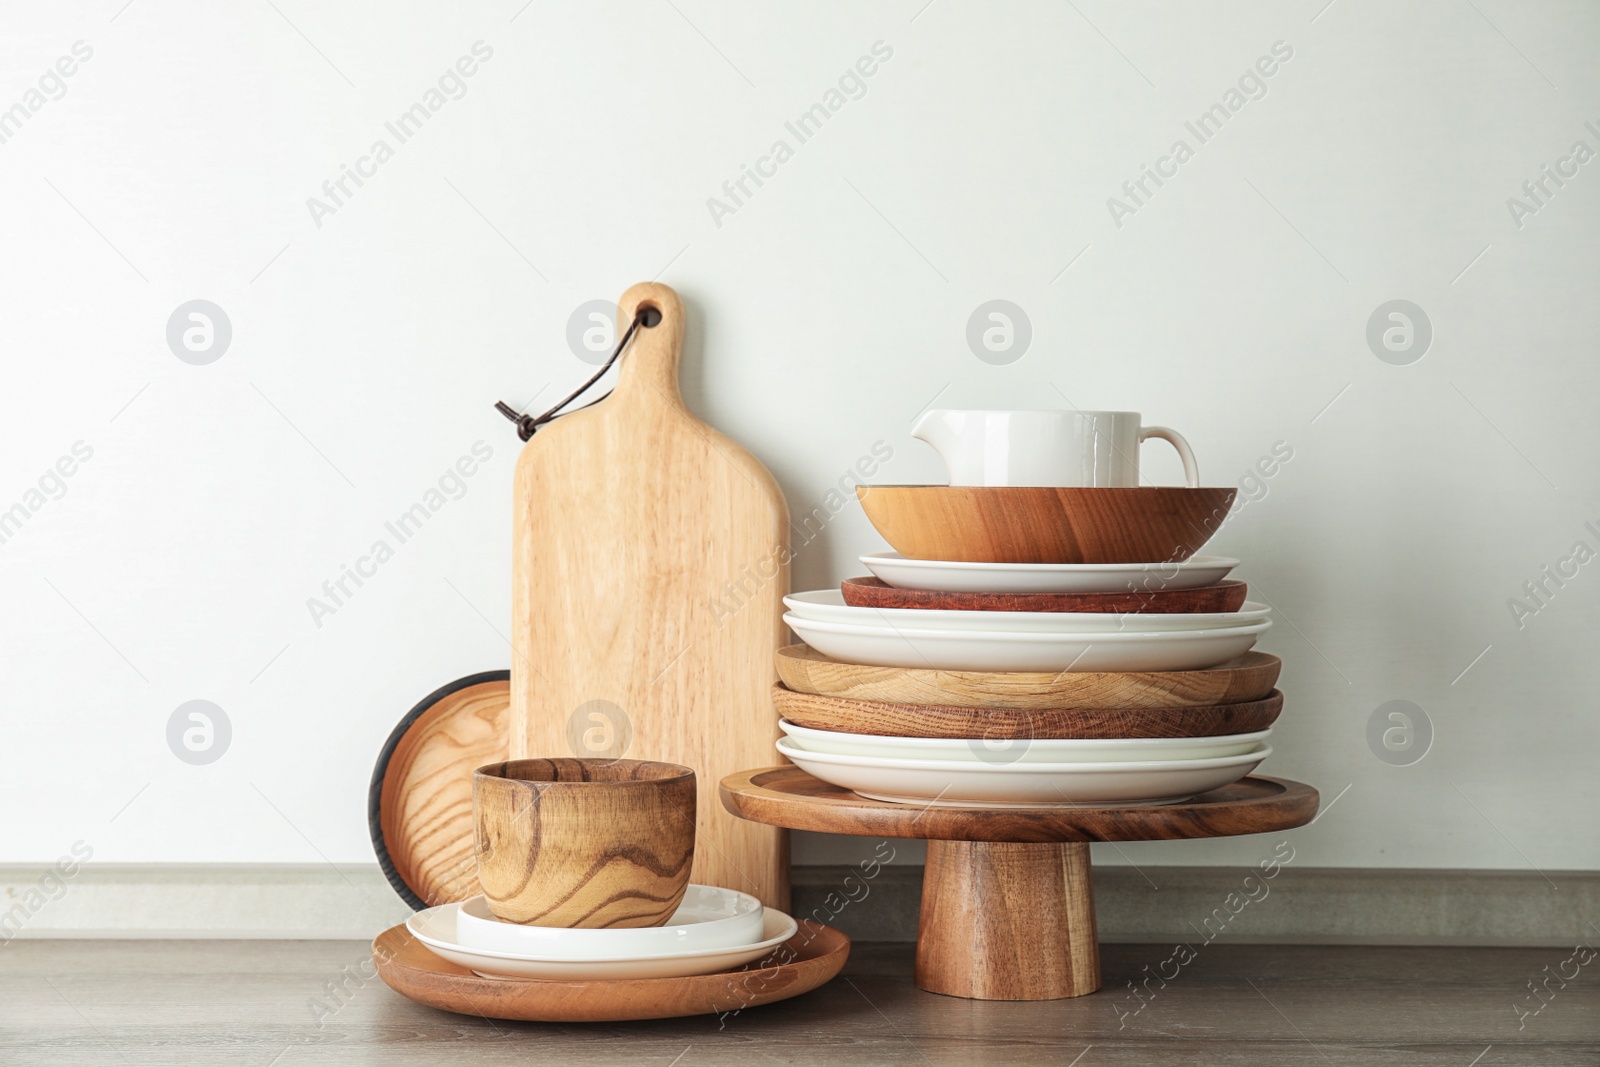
top-left (1106, 41), bottom-right (1294, 228)
top-left (305, 42), bottom-right (495, 228)
top-left (705, 41), bottom-right (894, 227)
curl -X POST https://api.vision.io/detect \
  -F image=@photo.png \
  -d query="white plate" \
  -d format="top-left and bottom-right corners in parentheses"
top-left (860, 552), bottom-right (1241, 595)
top-left (786, 589), bottom-right (1268, 634)
top-left (785, 613), bottom-right (1269, 672)
top-left (454, 885), bottom-right (765, 959)
top-left (408, 904), bottom-right (799, 981)
top-left (776, 736), bottom-right (1271, 807)
top-left (779, 720), bottom-right (1272, 764)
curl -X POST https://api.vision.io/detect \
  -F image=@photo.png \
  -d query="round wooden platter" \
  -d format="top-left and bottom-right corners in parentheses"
top-left (720, 765), bottom-right (1319, 844)
top-left (773, 684), bottom-right (1283, 739)
top-left (372, 919), bottom-right (850, 1022)
top-left (774, 643), bottom-right (1281, 711)
top-left (841, 576), bottom-right (1248, 614)
top-left (369, 672), bottom-right (509, 910)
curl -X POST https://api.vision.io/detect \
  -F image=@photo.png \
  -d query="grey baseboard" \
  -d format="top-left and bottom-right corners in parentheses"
top-left (794, 865), bottom-right (1600, 947)
top-left (0, 864), bottom-right (414, 942)
top-left (3, 863), bottom-right (1593, 946)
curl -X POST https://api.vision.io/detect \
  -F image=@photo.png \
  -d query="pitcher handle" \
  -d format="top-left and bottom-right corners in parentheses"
top-left (1139, 426), bottom-right (1199, 487)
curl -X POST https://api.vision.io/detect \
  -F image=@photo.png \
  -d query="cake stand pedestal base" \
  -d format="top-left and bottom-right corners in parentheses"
top-left (916, 840), bottom-right (1099, 1000)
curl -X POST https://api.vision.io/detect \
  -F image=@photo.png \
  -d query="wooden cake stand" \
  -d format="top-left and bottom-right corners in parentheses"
top-left (721, 767), bottom-right (1318, 1001)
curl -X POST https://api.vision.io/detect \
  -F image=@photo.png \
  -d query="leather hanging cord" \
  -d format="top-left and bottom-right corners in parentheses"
top-left (495, 307), bottom-right (657, 441)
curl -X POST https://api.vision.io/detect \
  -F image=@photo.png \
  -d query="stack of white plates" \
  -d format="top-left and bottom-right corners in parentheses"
top-left (406, 885), bottom-right (799, 980)
top-left (774, 552), bottom-right (1276, 807)
top-left (776, 725), bottom-right (1272, 808)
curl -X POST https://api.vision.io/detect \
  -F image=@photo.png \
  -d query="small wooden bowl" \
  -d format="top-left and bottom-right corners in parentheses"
top-left (855, 485), bottom-right (1237, 564)
top-left (474, 758), bottom-right (696, 928)
top-left (840, 576), bottom-right (1248, 614)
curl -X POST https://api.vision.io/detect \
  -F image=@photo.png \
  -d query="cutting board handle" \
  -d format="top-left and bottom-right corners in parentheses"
top-left (615, 282), bottom-right (685, 404)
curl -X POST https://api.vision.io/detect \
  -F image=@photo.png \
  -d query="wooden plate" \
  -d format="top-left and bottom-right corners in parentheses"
top-left (772, 684), bottom-right (1283, 739)
top-left (840, 576), bottom-right (1248, 614)
top-left (372, 919), bottom-right (849, 1022)
top-left (720, 766), bottom-right (1319, 843)
top-left (774, 644), bottom-right (1280, 711)
top-left (369, 672), bottom-right (508, 910)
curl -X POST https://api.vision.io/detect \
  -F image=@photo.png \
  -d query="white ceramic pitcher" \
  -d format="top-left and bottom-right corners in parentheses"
top-left (911, 409), bottom-right (1199, 488)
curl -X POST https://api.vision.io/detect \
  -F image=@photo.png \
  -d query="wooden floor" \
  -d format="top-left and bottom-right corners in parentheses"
top-left (2, 939), bottom-right (1595, 1065)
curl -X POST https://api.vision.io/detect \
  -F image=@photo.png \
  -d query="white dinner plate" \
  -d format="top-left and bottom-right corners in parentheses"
top-left (454, 885), bottom-right (766, 959)
top-left (860, 552), bottom-right (1241, 595)
top-left (408, 904), bottom-right (799, 981)
top-left (785, 613), bottom-right (1269, 672)
top-left (776, 736), bottom-right (1271, 807)
top-left (779, 720), bottom-right (1272, 764)
top-left (785, 589), bottom-right (1269, 634)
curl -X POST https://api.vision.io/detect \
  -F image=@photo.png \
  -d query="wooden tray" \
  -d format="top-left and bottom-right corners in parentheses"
top-left (373, 919), bottom-right (849, 1022)
top-left (772, 684), bottom-right (1283, 739)
top-left (369, 672), bottom-right (508, 909)
top-left (512, 282), bottom-right (789, 910)
top-left (840, 576), bottom-right (1247, 614)
top-left (774, 644), bottom-right (1281, 710)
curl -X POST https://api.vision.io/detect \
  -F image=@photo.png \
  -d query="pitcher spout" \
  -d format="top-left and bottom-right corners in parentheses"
top-left (911, 408), bottom-right (969, 484)
top-left (911, 408), bottom-right (960, 456)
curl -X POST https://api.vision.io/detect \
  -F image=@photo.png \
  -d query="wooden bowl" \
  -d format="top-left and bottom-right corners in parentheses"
top-left (474, 758), bottom-right (696, 928)
top-left (855, 485), bottom-right (1237, 564)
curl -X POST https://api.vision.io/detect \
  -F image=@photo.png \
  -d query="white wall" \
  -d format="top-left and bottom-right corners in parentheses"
top-left (3, 1), bottom-right (1597, 878)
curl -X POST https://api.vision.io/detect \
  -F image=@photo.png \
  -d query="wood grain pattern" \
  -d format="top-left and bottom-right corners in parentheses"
top-left (376, 676), bottom-right (509, 908)
top-left (775, 644), bottom-right (1282, 710)
top-left (511, 282), bottom-right (789, 911)
top-left (720, 766), bottom-right (1319, 843)
top-left (474, 759), bottom-right (695, 927)
top-left (855, 485), bottom-right (1237, 564)
top-left (772, 684), bottom-right (1284, 740)
top-left (917, 841), bottom-right (1099, 999)
top-left (372, 919), bottom-right (849, 1022)
top-left (841, 576), bottom-right (1248, 614)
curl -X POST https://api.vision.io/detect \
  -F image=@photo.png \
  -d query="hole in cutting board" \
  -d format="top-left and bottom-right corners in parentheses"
top-left (638, 305), bottom-right (663, 328)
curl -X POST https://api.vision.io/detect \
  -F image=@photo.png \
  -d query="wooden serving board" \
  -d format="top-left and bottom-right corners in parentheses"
top-left (772, 684), bottom-right (1284, 739)
top-left (775, 644), bottom-right (1281, 711)
top-left (370, 673), bottom-right (509, 909)
top-left (512, 283), bottom-right (790, 910)
top-left (840, 576), bottom-right (1248, 614)
top-left (373, 919), bottom-right (848, 1022)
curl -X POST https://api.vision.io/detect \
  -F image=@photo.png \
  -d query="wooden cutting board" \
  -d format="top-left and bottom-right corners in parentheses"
top-left (511, 282), bottom-right (790, 910)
